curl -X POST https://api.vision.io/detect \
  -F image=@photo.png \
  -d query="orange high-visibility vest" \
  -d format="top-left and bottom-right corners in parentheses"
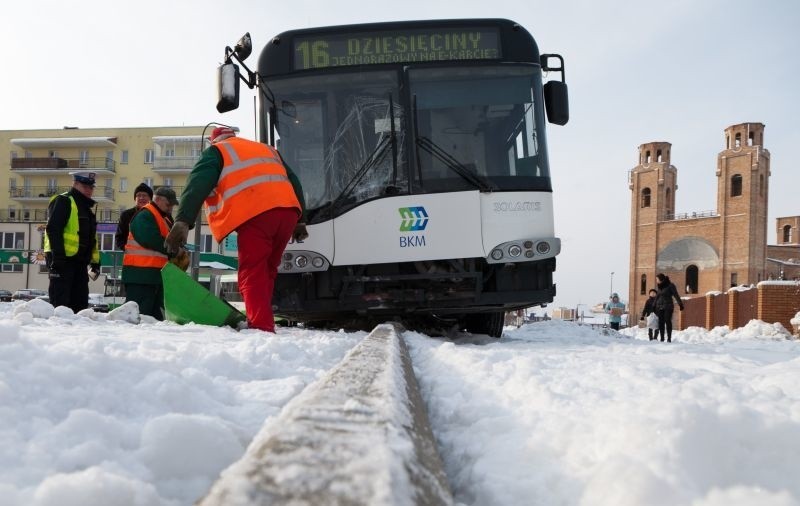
top-left (205, 138), bottom-right (301, 242)
top-left (123, 202), bottom-right (171, 269)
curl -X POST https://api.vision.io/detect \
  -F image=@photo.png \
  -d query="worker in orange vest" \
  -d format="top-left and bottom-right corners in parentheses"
top-left (123, 187), bottom-right (188, 320)
top-left (164, 126), bottom-right (306, 332)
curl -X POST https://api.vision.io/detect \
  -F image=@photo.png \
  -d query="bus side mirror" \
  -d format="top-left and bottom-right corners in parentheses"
top-left (544, 80), bottom-right (569, 126)
top-left (216, 62), bottom-right (241, 113)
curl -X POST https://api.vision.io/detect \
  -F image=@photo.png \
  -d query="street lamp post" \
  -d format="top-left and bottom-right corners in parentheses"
top-left (610, 271), bottom-right (614, 297)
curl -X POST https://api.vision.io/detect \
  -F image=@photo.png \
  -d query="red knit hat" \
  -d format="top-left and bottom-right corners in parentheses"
top-left (209, 126), bottom-right (236, 143)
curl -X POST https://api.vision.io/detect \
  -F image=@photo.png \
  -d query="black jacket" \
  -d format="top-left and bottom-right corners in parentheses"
top-left (115, 206), bottom-right (142, 250)
top-left (655, 276), bottom-right (684, 311)
top-left (46, 187), bottom-right (98, 263)
top-left (641, 297), bottom-right (657, 318)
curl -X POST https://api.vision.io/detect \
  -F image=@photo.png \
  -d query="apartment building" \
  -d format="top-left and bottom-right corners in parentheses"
top-left (0, 126), bottom-right (232, 292)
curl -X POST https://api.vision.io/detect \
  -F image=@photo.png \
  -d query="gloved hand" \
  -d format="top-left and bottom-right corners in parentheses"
top-left (293, 222), bottom-right (309, 242)
top-left (165, 220), bottom-right (190, 256)
top-left (679, 304), bottom-right (685, 311)
top-left (170, 248), bottom-right (191, 271)
top-left (48, 253), bottom-right (66, 273)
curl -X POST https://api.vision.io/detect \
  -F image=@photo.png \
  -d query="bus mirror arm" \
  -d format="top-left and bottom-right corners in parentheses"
top-left (223, 45), bottom-right (257, 90)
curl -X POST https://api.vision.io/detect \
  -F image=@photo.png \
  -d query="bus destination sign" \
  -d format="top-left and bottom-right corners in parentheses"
top-left (294, 28), bottom-right (501, 70)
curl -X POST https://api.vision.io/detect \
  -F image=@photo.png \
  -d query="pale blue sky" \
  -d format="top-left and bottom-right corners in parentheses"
top-left (2, 0), bottom-right (798, 310)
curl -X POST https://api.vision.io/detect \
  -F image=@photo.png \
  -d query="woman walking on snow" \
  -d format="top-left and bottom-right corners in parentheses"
top-left (655, 273), bottom-right (684, 342)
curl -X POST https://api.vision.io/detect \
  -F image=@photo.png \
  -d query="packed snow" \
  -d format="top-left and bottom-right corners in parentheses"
top-left (1, 299), bottom-right (798, 506)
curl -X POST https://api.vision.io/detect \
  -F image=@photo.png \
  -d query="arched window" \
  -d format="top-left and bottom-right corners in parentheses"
top-left (783, 224), bottom-right (792, 243)
top-left (748, 132), bottom-right (754, 146)
top-left (641, 188), bottom-right (651, 208)
top-left (726, 135), bottom-right (730, 149)
top-left (645, 150), bottom-right (651, 163)
top-left (735, 133), bottom-right (741, 148)
top-left (731, 175), bottom-right (742, 197)
top-left (656, 149), bottom-right (663, 162)
top-left (665, 188), bottom-right (672, 216)
top-left (640, 274), bottom-right (647, 295)
top-left (685, 265), bottom-right (698, 294)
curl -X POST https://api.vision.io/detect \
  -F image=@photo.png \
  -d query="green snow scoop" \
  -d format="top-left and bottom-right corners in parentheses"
top-left (161, 262), bottom-right (246, 328)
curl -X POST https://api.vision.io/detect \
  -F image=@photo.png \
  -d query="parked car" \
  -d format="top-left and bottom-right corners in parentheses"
top-left (0, 290), bottom-right (12, 302)
top-left (88, 293), bottom-right (109, 313)
top-left (12, 289), bottom-right (48, 301)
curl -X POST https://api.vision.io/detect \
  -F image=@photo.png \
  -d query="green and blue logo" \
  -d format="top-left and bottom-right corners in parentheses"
top-left (399, 206), bottom-right (428, 231)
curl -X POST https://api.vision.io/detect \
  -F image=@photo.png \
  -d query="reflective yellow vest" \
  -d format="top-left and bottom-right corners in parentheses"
top-left (43, 192), bottom-right (100, 263)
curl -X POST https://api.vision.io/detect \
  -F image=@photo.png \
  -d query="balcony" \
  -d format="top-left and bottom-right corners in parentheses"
top-left (9, 185), bottom-right (116, 202)
top-left (152, 156), bottom-right (200, 174)
top-left (11, 157), bottom-right (116, 175)
top-left (663, 210), bottom-right (718, 221)
top-left (0, 208), bottom-right (124, 224)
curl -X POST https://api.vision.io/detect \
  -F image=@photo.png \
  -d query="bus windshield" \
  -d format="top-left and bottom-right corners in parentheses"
top-left (410, 65), bottom-right (550, 193)
top-left (266, 64), bottom-right (550, 221)
top-left (269, 70), bottom-right (406, 222)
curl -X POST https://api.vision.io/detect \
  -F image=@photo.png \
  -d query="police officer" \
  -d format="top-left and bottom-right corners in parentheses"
top-left (44, 171), bottom-right (100, 313)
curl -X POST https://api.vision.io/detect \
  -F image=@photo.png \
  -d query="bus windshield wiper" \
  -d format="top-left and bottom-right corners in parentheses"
top-left (415, 136), bottom-right (495, 192)
top-left (329, 134), bottom-right (392, 211)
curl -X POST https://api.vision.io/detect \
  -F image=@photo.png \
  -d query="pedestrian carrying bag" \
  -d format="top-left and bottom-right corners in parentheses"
top-left (646, 313), bottom-right (659, 330)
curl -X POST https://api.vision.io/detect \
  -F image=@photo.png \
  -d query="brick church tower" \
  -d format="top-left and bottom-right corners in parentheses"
top-left (628, 123), bottom-right (770, 317)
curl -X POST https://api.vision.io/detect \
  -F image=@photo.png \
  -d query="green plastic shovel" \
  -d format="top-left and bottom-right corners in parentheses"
top-left (161, 262), bottom-right (246, 328)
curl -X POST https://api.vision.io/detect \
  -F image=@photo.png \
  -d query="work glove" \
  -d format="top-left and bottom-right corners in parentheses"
top-left (165, 220), bottom-right (190, 256)
top-left (89, 263), bottom-right (101, 281)
top-left (47, 253), bottom-right (66, 273)
top-left (293, 222), bottom-right (309, 242)
top-left (170, 248), bottom-right (191, 271)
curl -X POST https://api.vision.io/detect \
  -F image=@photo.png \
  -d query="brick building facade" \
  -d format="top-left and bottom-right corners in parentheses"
top-left (628, 122), bottom-right (772, 318)
top-left (766, 216), bottom-right (800, 280)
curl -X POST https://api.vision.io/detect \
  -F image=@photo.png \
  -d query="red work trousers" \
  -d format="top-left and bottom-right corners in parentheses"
top-left (236, 207), bottom-right (298, 332)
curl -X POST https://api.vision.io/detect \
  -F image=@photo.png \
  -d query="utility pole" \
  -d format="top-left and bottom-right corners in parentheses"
top-left (610, 271), bottom-right (614, 296)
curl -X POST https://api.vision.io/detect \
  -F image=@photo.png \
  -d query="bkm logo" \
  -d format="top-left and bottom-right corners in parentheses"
top-left (398, 206), bottom-right (428, 231)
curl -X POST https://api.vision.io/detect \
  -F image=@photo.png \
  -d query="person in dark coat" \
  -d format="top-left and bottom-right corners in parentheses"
top-left (122, 187), bottom-right (184, 320)
top-left (44, 171), bottom-right (100, 313)
top-left (655, 273), bottom-right (684, 342)
top-left (115, 182), bottom-right (153, 250)
top-left (640, 288), bottom-right (660, 341)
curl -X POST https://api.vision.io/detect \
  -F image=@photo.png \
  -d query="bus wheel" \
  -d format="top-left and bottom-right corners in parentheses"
top-left (464, 311), bottom-right (504, 337)
top-left (486, 312), bottom-right (504, 338)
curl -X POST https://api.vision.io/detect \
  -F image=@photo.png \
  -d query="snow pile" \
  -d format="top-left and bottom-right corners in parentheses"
top-left (2, 303), bottom-right (799, 506)
top-left (0, 302), bottom-right (362, 506)
top-left (406, 320), bottom-right (800, 506)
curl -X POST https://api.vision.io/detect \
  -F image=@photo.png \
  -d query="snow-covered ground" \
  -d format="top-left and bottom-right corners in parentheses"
top-left (1, 299), bottom-right (798, 506)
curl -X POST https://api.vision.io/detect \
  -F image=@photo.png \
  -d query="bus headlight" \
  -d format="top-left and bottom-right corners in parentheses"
top-left (491, 249), bottom-right (503, 261)
top-left (536, 241), bottom-right (551, 254)
top-left (312, 257), bottom-right (325, 268)
top-left (295, 255), bottom-right (308, 268)
top-left (508, 244), bottom-right (522, 257)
